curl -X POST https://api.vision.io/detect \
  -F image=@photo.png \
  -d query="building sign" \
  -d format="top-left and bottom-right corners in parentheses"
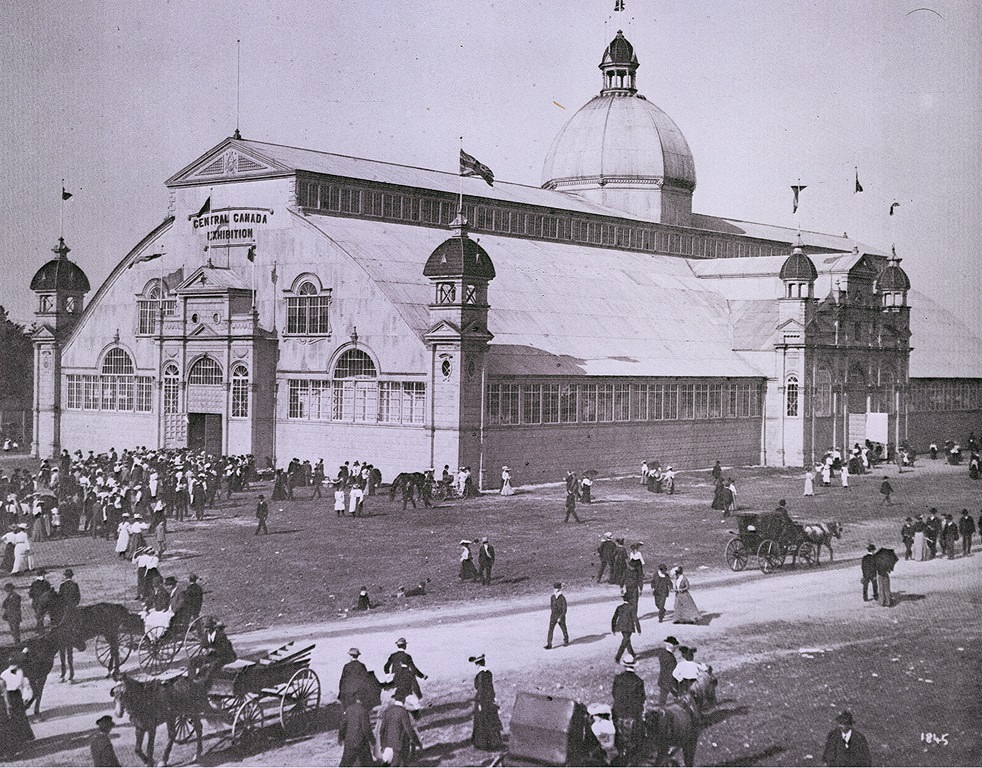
top-left (192, 207), bottom-right (273, 243)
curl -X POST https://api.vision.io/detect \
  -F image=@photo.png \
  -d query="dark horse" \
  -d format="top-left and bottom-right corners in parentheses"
top-left (41, 598), bottom-right (143, 679)
top-left (0, 619), bottom-right (84, 717)
top-left (637, 667), bottom-right (718, 766)
top-left (112, 663), bottom-right (212, 766)
top-left (388, 472), bottom-right (426, 500)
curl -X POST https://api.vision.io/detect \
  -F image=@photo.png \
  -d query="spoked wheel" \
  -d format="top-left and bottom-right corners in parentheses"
top-left (184, 615), bottom-right (211, 663)
top-left (279, 668), bottom-right (321, 737)
top-left (796, 541), bottom-right (817, 566)
top-left (757, 540), bottom-right (784, 573)
top-left (232, 698), bottom-right (264, 745)
top-left (173, 715), bottom-right (198, 744)
top-left (724, 538), bottom-right (749, 571)
top-left (432, 484), bottom-right (448, 502)
top-left (138, 626), bottom-right (180, 676)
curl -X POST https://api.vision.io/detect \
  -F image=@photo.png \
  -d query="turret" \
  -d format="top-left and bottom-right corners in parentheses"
top-left (878, 246), bottom-right (911, 312)
top-left (30, 237), bottom-right (90, 335)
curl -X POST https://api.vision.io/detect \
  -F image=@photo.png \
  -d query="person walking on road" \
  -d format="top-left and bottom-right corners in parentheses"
top-left (376, 697), bottom-right (421, 766)
top-left (651, 564), bottom-right (672, 623)
top-left (469, 654), bottom-right (503, 752)
top-left (90, 715), bottom-right (120, 767)
top-left (338, 694), bottom-right (374, 766)
top-left (822, 710), bottom-right (872, 767)
top-left (254, 494), bottom-right (269, 535)
top-left (958, 509), bottom-right (976, 556)
top-left (597, 532), bottom-right (616, 582)
top-left (611, 655), bottom-right (645, 766)
top-left (860, 545), bottom-right (878, 602)
top-left (655, 636), bottom-right (678, 704)
top-left (545, 582), bottom-right (569, 649)
top-left (611, 594), bottom-right (641, 663)
top-left (564, 472), bottom-right (582, 523)
top-left (385, 637), bottom-right (428, 704)
top-left (2, 583), bottom-right (21, 646)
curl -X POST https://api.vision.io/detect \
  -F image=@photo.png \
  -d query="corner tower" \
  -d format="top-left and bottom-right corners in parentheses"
top-left (30, 237), bottom-right (90, 458)
top-left (542, 30), bottom-right (696, 225)
top-left (423, 215), bottom-right (495, 485)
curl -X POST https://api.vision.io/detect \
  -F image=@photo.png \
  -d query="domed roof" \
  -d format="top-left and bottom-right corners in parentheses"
top-left (542, 94), bottom-right (696, 191)
top-left (779, 245), bottom-right (818, 282)
top-left (423, 227), bottom-right (495, 281)
top-left (602, 30), bottom-right (637, 67)
top-left (30, 238), bottom-right (90, 293)
top-left (878, 252), bottom-right (910, 291)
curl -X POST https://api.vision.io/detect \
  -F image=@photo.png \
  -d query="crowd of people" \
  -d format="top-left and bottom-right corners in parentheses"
top-left (900, 508), bottom-right (979, 561)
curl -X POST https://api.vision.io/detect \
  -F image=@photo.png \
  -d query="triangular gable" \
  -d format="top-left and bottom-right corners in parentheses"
top-left (776, 317), bottom-right (805, 333)
top-left (423, 319), bottom-right (462, 342)
top-left (166, 138), bottom-right (294, 187)
top-left (175, 266), bottom-right (250, 293)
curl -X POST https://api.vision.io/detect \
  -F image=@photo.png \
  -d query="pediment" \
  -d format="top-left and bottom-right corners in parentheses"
top-left (776, 317), bottom-right (805, 333)
top-left (176, 266), bottom-right (250, 293)
top-left (166, 139), bottom-right (293, 187)
top-left (423, 320), bottom-right (462, 341)
top-left (187, 324), bottom-right (220, 338)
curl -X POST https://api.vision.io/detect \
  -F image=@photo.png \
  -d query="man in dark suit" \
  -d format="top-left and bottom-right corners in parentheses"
top-left (339, 647), bottom-right (377, 711)
top-left (255, 494), bottom-right (269, 535)
top-left (384, 637), bottom-right (427, 702)
top-left (924, 509), bottom-right (942, 558)
top-left (611, 594), bottom-right (641, 663)
top-left (900, 517), bottom-right (915, 560)
top-left (59, 568), bottom-right (81, 608)
top-left (184, 574), bottom-right (203, 618)
top-left (2, 583), bottom-right (21, 645)
top-left (651, 563), bottom-right (673, 622)
top-left (338, 694), bottom-right (373, 766)
top-left (654, 636), bottom-right (678, 704)
top-left (545, 582), bottom-right (568, 649)
top-left (477, 537), bottom-right (495, 585)
top-left (90, 715), bottom-right (121, 767)
top-left (563, 472), bottom-right (582, 523)
top-left (860, 545), bottom-right (878, 602)
top-left (611, 656), bottom-right (645, 766)
top-left (822, 710), bottom-right (871, 766)
top-left (58, 569), bottom-right (82, 682)
top-left (597, 532), bottom-right (616, 582)
top-left (28, 569), bottom-right (54, 633)
top-left (959, 508), bottom-right (976, 555)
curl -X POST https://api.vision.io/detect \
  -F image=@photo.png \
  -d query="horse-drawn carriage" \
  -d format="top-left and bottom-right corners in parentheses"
top-left (136, 613), bottom-right (215, 676)
top-left (724, 512), bottom-right (841, 573)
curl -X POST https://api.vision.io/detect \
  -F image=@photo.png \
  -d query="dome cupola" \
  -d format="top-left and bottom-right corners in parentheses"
top-left (30, 237), bottom-right (90, 326)
top-left (542, 31), bottom-right (695, 225)
top-left (878, 246), bottom-right (910, 311)
top-left (780, 239), bottom-right (817, 299)
top-left (423, 216), bottom-right (496, 282)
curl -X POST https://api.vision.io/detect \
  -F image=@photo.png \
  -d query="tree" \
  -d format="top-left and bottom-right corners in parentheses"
top-left (0, 305), bottom-right (33, 409)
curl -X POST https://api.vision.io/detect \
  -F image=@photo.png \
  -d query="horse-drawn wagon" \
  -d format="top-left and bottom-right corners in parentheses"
top-left (137, 614), bottom-right (215, 675)
top-left (724, 513), bottom-right (842, 573)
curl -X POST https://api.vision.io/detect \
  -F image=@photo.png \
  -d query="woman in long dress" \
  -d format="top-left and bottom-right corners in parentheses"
top-left (911, 518), bottom-right (929, 561)
top-left (459, 541), bottom-right (479, 582)
top-left (670, 566), bottom-right (702, 624)
top-left (499, 467), bottom-right (515, 496)
top-left (0, 661), bottom-right (34, 751)
top-left (470, 654), bottom-right (503, 751)
top-left (114, 514), bottom-right (131, 558)
top-left (803, 469), bottom-right (815, 497)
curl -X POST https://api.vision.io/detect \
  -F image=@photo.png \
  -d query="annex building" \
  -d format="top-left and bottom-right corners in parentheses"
top-left (30, 31), bottom-right (982, 486)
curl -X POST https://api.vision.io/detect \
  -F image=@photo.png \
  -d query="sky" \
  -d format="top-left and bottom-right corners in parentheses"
top-left (1, 0), bottom-right (979, 326)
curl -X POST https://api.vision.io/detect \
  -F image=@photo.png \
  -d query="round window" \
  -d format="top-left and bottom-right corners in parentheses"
top-left (213, 312), bottom-right (221, 324)
top-left (190, 313), bottom-right (199, 324)
top-left (467, 359), bottom-right (476, 378)
top-left (441, 360), bottom-right (452, 378)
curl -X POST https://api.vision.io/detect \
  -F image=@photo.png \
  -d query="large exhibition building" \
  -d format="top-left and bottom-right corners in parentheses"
top-left (29, 31), bottom-right (982, 486)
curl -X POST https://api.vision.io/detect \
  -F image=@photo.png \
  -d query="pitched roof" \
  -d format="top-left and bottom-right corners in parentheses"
top-left (909, 290), bottom-right (982, 378)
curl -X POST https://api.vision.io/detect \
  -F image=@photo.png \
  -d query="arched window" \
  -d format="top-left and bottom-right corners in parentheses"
top-left (231, 364), bottom-right (249, 418)
top-left (188, 357), bottom-right (223, 385)
top-left (332, 349), bottom-right (378, 422)
top-left (100, 349), bottom-right (135, 411)
top-left (786, 375), bottom-right (799, 417)
top-left (138, 280), bottom-right (176, 334)
top-left (163, 363), bottom-right (180, 414)
top-left (287, 279), bottom-right (332, 335)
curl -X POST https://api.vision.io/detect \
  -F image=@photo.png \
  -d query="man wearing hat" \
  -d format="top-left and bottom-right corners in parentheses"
top-left (822, 710), bottom-right (871, 766)
top-left (255, 494), bottom-right (269, 535)
top-left (58, 569), bottom-right (82, 682)
top-left (651, 563), bottom-right (673, 623)
top-left (337, 691), bottom-right (373, 767)
top-left (959, 508), bottom-right (976, 556)
top-left (655, 636), bottom-right (678, 704)
top-left (597, 532), bottom-right (616, 583)
top-left (90, 715), bottom-right (120, 767)
top-left (860, 545), bottom-right (878, 602)
top-left (477, 537), bottom-right (495, 586)
top-left (611, 655), bottom-right (645, 765)
top-left (28, 569), bottom-right (53, 633)
top-left (203, 618), bottom-right (236, 667)
top-left (563, 471), bottom-right (582, 523)
top-left (338, 648), bottom-right (378, 712)
top-left (611, 594), bottom-right (641, 664)
top-left (900, 517), bottom-right (915, 560)
top-left (2, 583), bottom-right (21, 645)
top-left (545, 582), bottom-right (569, 649)
top-left (672, 646), bottom-right (700, 695)
top-left (184, 573), bottom-right (203, 619)
top-left (384, 637), bottom-right (428, 703)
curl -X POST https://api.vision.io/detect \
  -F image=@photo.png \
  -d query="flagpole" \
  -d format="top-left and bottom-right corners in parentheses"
top-left (60, 179), bottom-right (65, 238)
top-left (458, 136), bottom-right (464, 218)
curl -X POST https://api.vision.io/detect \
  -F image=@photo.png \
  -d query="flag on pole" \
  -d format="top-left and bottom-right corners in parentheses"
top-left (791, 185), bottom-right (807, 214)
top-left (195, 196), bottom-right (211, 218)
top-left (614, 0), bottom-right (625, 10)
top-left (128, 252), bottom-right (164, 269)
top-left (62, 187), bottom-right (73, 201)
top-left (460, 149), bottom-right (494, 186)
top-left (854, 169), bottom-right (863, 194)
top-left (889, 201), bottom-right (900, 216)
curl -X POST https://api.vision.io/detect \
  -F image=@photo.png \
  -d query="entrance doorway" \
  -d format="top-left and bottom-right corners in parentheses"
top-left (188, 413), bottom-right (223, 455)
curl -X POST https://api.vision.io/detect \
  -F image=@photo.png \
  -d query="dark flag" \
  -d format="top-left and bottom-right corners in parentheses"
top-left (62, 187), bottom-right (73, 201)
top-left (460, 149), bottom-right (494, 186)
top-left (246, 245), bottom-right (256, 262)
top-left (614, 0), bottom-right (625, 10)
top-left (854, 169), bottom-right (863, 193)
top-left (195, 196), bottom-right (211, 218)
top-left (791, 185), bottom-right (807, 214)
top-left (889, 201), bottom-right (900, 216)
top-left (128, 252), bottom-right (164, 269)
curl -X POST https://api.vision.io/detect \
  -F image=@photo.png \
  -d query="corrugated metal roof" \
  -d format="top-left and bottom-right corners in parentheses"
top-left (729, 300), bottom-right (778, 351)
top-left (304, 213), bottom-right (766, 378)
top-left (909, 290), bottom-right (982, 378)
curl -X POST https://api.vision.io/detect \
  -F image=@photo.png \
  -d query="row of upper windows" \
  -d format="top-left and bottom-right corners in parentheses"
top-left (297, 179), bottom-right (785, 260)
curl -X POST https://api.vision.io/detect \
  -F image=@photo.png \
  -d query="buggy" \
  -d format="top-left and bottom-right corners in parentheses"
top-left (723, 512), bottom-right (819, 573)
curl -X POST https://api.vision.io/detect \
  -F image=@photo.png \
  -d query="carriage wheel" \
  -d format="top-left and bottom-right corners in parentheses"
top-left (217, 694), bottom-right (245, 718)
top-left (138, 626), bottom-right (179, 676)
top-left (432, 484), bottom-right (448, 502)
top-left (173, 715), bottom-right (197, 745)
top-left (279, 668), bottom-right (321, 737)
top-left (797, 541), bottom-right (817, 566)
top-left (724, 538), bottom-right (749, 571)
top-left (232, 698), bottom-right (264, 745)
top-left (757, 540), bottom-right (784, 573)
top-left (94, 634), bottom-right (115, 670)
top-left (119, 626), bottom-right (139, 665)
top-left (184, 615), bottom-right (211, 663)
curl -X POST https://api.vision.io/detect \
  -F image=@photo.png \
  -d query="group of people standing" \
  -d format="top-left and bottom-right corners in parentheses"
top-left (900, 508), bottom-right (978, 561)
top-left (458, 538), bottom-right (495, 585)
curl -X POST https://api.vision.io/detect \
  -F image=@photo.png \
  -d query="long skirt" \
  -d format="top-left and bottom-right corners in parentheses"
top-left (3, 691), bottom-right (33, 748)
top-left (672, 590), bottom-right (702, 624)
top-left (912, 532), bottom-right (928, 561)
top-left (460, 559), bottom-right (479, 582)
top-left (499, 480), bottom-right (515, 496)
top-left (472, 702), bottom-right (503, 751)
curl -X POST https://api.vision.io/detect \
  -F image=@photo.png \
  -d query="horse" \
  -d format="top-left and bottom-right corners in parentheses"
top-left (42, 600), bottom-right (143, 679)
top-left (112, 664), bottom-right (211, 766)
top-left (800, 522), bottom-right (843, 562)
top-left (637, 666), bottom-right (717, 767)
top-left (388, 472), bottom-right (426, 500)
top-left (0, 619), bottom-right (84, 717)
